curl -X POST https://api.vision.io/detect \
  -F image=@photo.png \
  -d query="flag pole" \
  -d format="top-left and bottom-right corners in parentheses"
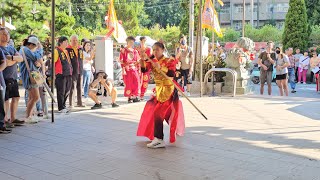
top-left (51, 0), bottom-right (55, 123)
top-left (211, 0), bottom-right (216, 97)
top-left (199, 0), bottom-right (203, 97)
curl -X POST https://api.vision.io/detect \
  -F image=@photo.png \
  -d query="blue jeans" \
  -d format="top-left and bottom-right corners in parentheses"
top-left (82, 70), bottom-right (92, 98)
top-left (288, 68), bottom-right (296, 90)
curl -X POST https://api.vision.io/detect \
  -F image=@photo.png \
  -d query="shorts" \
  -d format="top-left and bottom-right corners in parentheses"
top-left (5, 79), bottom-right (20, 101)
top-left (260, 70), bottom-right (273, 85)
top-left (276, 74), bottom-right (287, 80)
top-left (181, 69), bottom-right (192, 86)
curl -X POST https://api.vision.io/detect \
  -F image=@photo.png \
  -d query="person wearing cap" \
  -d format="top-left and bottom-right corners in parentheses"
top-left (0, 28), bottom-right (25, 128)
top-left (66, 35), bottom-right (85, 108)
top-left (54, 36), bottom-right (73, 113)
top-left (19, 36), bottom-right (42, 123)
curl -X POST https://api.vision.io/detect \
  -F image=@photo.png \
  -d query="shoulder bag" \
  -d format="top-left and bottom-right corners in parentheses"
top-left (21, 47), bottom-right (44, 86)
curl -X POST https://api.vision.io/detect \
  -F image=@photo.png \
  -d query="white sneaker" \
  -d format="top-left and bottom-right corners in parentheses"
top-left (58, 109), bottom-right (70, 113)
top-left (25, 117), bottom-right (39, 124)
top-left (187, 92), bottom-right (191, 97)
top-left (147, 138), bottom-right (165, 149)
top-left (303, 82), bottom-right (307, 85)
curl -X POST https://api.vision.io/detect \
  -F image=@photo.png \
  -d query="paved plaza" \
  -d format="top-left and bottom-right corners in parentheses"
top-left (0, 84), bottom-right (320, 180)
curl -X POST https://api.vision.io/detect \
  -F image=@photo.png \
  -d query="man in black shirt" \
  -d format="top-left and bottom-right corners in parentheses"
top-left (258, 41), bottom-right (276, 95)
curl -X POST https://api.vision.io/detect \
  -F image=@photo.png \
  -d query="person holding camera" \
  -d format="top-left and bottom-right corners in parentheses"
top-left (88, 72), bottom-right (119, 109)
top-left (176, 36), bottom-right (193, 97)
top-left (258, 41), bottom-right (276, 95)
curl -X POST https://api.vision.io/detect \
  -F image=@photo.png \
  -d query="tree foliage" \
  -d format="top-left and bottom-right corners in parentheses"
top-left (305, 0), bottom-right (320, 26)
top-left (282, 0), bottom-right (309, 51)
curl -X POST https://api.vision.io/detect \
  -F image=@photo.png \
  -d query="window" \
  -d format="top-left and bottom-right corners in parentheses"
top-left (268, 3), bottom-right (289, 13)
top-left (235, 4), bottom-right (243, 13)
top-left (220, 4), bottom-right (230, 14)
top-left (234, 21), bottom-right (242, 30)
top-left (276, 21), bottom-right (285, 29)
top-left (247, 4), bottom-right (258, 13)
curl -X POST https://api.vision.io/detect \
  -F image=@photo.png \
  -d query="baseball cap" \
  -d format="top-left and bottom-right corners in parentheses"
top-left (28, 36), bottom-right (39, 45)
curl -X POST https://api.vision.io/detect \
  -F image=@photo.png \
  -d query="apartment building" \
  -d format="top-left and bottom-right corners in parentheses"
top-left (218, 0), bottom-right (289, 30)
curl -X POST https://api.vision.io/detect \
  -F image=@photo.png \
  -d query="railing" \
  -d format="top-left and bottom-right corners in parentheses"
top-left (204, 68), bottom-right (238, 97)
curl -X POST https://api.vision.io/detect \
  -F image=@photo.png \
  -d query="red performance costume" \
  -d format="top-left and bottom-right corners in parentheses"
top-left (137, 46), bottom-right (152, 99)
top-left (137, 56), bottom-right (185, 144)
top-left (119, 48), bottom-right (140, 98)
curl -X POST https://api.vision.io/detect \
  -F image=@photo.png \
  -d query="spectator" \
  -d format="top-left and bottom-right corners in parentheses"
top-left (88, 72), bottom-right (119, 109)
top-left (294, 49), bottom-right (303, 82)
top-left (275, 50), bottom-right (290, 96)
top-left (257, 41), bottom-right (276, 95)
top-left (67, 35), bottom-right (84, 108)
top-left (0, 44), bottom-right (11, 133)
top-left (82, 41), bottom-right (94, 100)
top-left (176, 35), bottom-right (194, 96)
top-left (286, 48), bottom-right (296, 93)
top-left (298, 51), bottom-right (310, 84)
top-left (310, 52), bottom-right (320, 90)
top-left (0, 28), bottom-right (24, 127)
top-left (54, 36), bottom-right (72, 113)
top-left (137, 36), bottom-right (152, 100)
top-left (19, 36), bottom-right (42, 123)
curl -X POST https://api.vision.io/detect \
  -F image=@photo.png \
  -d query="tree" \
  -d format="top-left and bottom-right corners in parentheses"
top-left (305, 0), bottom-right (320, 26)
top-left (144, 0), bottom-right (185, 28)
top-left (282, 0), bottom-right (309, 51)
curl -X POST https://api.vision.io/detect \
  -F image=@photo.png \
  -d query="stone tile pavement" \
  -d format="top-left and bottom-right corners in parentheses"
top-left (0, 84), bottom-right (320, 180)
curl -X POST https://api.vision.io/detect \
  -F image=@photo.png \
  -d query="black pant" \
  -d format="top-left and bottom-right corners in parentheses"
top-left (55, 75), bottom-right (72, 111)
top-left (295, 67), bottom-right (299, 82)
top-left (310, 71), bottom-right (315, 83)
top-left (0, 90), bottom-right (5, 127)
top-left (69, 74), bottom-right (82, 106)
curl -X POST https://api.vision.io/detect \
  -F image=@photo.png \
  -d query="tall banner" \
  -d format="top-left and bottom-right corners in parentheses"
top-left (202, 0), bottom-right (223, 38)
top-left (106, 0), bottom-right (119, 39)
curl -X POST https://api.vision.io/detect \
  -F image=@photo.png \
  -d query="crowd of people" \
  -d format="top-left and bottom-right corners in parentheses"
top-left (0, 25), bottom-right (196, 135)
top-left (257, 41), bottom-right (320, 96)
top-left (0, 27), bottom-right (123, 134)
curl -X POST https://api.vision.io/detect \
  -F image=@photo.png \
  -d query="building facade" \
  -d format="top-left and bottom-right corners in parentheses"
top-left (218, 0), bottom-right (289, 30)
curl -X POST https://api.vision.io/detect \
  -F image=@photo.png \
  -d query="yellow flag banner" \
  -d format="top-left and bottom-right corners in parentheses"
top-left (106, 0), bottom-right (119, 39)
top-left (217, 0), bottom-right (224, 6)
top-left (202, 0), bottom-right (223, 37)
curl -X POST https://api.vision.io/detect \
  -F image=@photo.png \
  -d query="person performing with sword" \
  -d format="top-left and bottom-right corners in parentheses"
top-left (137, 42), bottom-right (186, 148)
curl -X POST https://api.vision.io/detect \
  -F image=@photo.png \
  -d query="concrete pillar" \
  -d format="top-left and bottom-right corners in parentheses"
top-left (94, 36), bottom-right (114, 80)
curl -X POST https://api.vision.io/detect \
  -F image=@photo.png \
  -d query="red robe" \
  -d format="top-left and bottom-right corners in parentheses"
top-left (137, 56), bottom-right (185, 143)
top-left (137, 46), bottom-right (152, 98)
top-left (119, 48), bottom-right (140, 97)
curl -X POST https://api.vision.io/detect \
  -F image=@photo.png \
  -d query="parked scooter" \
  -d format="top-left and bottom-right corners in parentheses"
top-left (250, 64), bottom-right (277, 84)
